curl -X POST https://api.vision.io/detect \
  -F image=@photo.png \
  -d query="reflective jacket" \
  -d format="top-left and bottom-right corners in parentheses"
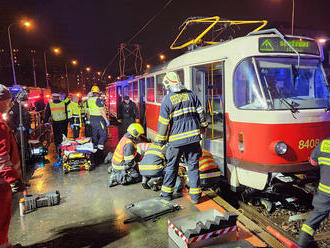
top-left (112, 134), bottom-right (138, 170)
top-left (138, 144), bottom-right (167, 177)
top-left (68, 102), bottom-right (82, 127)
top-left (310, 138), bottom-right (330, 197)
top-left (199, 150), bottom-right (221, 186)
top-left (136, 142), bottom-right (151, 159)
top-left (49, 101), bottom-right (66, 121)
top-left (155, 89), bottom-right (208, 147)
top-left (87, 97), bottom-right (103, 117)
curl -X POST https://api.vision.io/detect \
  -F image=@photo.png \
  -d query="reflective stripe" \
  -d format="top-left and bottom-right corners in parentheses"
top-left (161, 185), bottom-right (174, 193)
top-left (171, 107), bottom-right (197, 118)
top-left (139, 164), bottom-right (163, 170)
top-left (158, 115), bottom-right (170, 125)
top-left (318, 182), bottom-right (330, 194)
top-left (155, 134), bottom-right (167, 141)
top-left (301, 224), bottom-right (314, 236)
top-left (200, 171), bottom-right (221, 179)
top-left (144, 150), bottom-right (165, 160)
top-left (318, 157), bottom-right (330, 166)
top-left (197, 106), bottom-right (204, 114)
top-left (200, 121), bottom-right (208, 127)
top-left (112, 164), bottom-right (125, 170)
top-left (169, 129), bottom-right (200, 142)
top-left (124, 154), bottom-right (135, 161)
top-left (189, 187), bottom-right (202, 194)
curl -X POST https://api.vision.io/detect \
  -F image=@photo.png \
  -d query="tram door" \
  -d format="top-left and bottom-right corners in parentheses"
top-left (139, 78), bottom-right (146, 130)
top-left (192, 62), bottom-right (225, 163)
top-left (116, 86), bottom-right (122, 118)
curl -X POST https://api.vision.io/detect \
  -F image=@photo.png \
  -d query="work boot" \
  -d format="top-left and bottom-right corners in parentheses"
top-left (141, 176), bottom-right (150, 189)
top-left (160, 193), bottom-right (172, 201)
top-left (147, 177), bottom-right (162, 191)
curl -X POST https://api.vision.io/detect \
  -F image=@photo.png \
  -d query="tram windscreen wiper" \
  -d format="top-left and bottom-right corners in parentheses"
top-left (279, 98), bottom-right (299, 113)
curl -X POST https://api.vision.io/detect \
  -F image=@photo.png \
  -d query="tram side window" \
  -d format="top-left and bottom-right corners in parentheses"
top-left (128, 82), bottom-right (133, 99)
top-left (147, 77), bottom-right (155, 102)
top-left (133, 81), bottom-right (138, 101)
top-left (156, 74), bottom-right (167, 103)
top-left (176, 69), bottom-right (185, 86)
top-left (234, 59), bottom-right (267, 110)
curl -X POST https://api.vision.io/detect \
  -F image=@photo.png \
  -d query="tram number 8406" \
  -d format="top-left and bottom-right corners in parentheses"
top-left (298, 139), bottom-right (320, 150)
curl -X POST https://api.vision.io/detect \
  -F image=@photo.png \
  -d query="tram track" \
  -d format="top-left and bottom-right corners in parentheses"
top-left (204, 189), bottom-right (291, 248)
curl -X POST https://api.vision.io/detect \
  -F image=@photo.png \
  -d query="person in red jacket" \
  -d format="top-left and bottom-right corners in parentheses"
top-left (0, 84), bottom-right (22, 248)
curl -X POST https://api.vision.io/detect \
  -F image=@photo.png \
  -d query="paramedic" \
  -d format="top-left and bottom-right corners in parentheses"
top-left (298, 138), bottom-right (330, 248)
top-left (45, 92), bottom-right (67, 164)
top-left (86, 86), bottom-right (109, 162)
top-left (67, 95), bottom-right (82, 139)
top-left (108, 123), bottom-right (143, 187)
top-left (155, 71), bottom-right (208, 204)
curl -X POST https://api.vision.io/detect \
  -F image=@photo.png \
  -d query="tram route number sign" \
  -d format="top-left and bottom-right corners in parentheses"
top-left (259, 37), bottom-right (320, 55)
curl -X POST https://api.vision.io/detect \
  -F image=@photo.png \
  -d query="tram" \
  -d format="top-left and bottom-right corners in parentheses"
top-left (106, 18), bottom-right (330, 190)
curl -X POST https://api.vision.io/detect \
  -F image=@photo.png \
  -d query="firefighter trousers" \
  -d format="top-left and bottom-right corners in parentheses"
top-left (162, 142), bottom-right (201, 201)
top-left (0, 178), bottom-right (12, 248)
top-left (298, 192), bottom-right (330, 248)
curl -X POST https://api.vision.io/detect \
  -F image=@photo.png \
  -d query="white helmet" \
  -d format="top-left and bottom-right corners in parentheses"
top-left (162, 71), bottom-right (185, 92)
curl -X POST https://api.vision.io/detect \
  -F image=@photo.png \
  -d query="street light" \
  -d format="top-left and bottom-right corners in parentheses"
top-left (44, 47), bottom-right (61, 89)
top-left (146, 64), bottom-right (151, 69)
top-left (65, 59), bottom-right (78, 94)
top-left (8, 20), bottom-right (32, 86)
top-left (86, 67), bottom-right (91, 72)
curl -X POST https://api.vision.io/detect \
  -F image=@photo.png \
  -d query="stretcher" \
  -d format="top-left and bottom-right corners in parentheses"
top-left (60, 136), bottom-right (94, 174)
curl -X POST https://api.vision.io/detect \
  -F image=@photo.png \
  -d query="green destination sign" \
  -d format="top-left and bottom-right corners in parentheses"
top-left (259, 37), bottom-right (320, 55)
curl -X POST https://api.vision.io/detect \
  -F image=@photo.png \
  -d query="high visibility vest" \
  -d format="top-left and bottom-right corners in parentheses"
top-left (112, 136), bottom-right (137, 169)
top-left (68, 102), bottom-right (82, 127)
top-left (199, 150), bottom-right (221, 183)
top-left (136, 142), bottom-right (151, 158)
top-left (49, 101), bottom-right (66, 121)
top-left (87, 97), bottom-right (103, 116)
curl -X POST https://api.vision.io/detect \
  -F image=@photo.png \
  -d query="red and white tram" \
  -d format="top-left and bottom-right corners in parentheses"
top-left (106, 23), bottom-right (330, 190)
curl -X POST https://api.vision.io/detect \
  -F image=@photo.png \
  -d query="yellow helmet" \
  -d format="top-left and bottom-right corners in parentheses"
top-left (162, 71), bottom-right (181, 89)
top-left (91, 85), bottom-right (100, 93)
top-left (127, 123), bottom-right (144, 138)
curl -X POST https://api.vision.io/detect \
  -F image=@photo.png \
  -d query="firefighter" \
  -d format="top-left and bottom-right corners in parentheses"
top-left (118, 95), bottom-right (138, 138)
top-left (155, 71), bottom-right (208, 204)
top-left (86, 86), bottom-right (110, 164)
top-left (44, 92), bottom-right (67, 165)
top-left (199, 150), bottom-right (221, 189)
top-left (67, 95), bottom-right (82, 139)
top-left (0, 84), bottom-right (23, 248)
top-left (83, 92), bottom-right (92, 137)
top-left (138, 142), bottom-right (183, 194)
top-left (108, 123), bottom-right (143, 187)
top-left (298, 138), bottom-right (330, 248)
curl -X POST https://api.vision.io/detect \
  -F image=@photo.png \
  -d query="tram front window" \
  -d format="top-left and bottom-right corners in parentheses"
top-left (256, 58), bottom-right (329, 110)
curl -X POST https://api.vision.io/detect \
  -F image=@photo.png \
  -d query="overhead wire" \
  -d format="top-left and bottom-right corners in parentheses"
top-left (102, 0), bottom-right (175, 78)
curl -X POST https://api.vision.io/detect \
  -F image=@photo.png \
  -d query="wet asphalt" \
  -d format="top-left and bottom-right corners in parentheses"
top-left (9, 126), bottom-right (198, 248)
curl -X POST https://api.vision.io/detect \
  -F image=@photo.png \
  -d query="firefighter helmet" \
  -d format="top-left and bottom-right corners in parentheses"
top-left (127, 123), bottom-right (144, 138)
top-left (91, 85), bottom-right (100, 93)
top-left (162, 71), bottom-right (181, 89)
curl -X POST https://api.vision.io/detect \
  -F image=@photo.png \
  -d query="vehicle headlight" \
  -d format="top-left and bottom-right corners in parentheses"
top-left (275, 142), bottom-right (288, 155)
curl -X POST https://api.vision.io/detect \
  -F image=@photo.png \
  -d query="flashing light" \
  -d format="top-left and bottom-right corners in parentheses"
top-left (318, 38), bottom-right (327, 44)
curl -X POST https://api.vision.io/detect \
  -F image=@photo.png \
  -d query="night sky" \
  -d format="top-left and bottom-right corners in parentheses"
top-left (1, 0), bottom-right (330, 76)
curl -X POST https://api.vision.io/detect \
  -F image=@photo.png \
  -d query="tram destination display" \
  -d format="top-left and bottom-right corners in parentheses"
top-left (259, 37), bottom-right (320, 55)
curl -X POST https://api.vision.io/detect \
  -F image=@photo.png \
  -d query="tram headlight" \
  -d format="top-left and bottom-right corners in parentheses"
top-left (275, 142), bottom-right (288, 155)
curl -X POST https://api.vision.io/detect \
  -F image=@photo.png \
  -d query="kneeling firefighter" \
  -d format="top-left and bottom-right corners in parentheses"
top-left (108, 123), bottom-right (144, 187)
top-left (138, 143), bottom-right (183, 193)
top-left (199, 150), bottom-right (221, 189)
